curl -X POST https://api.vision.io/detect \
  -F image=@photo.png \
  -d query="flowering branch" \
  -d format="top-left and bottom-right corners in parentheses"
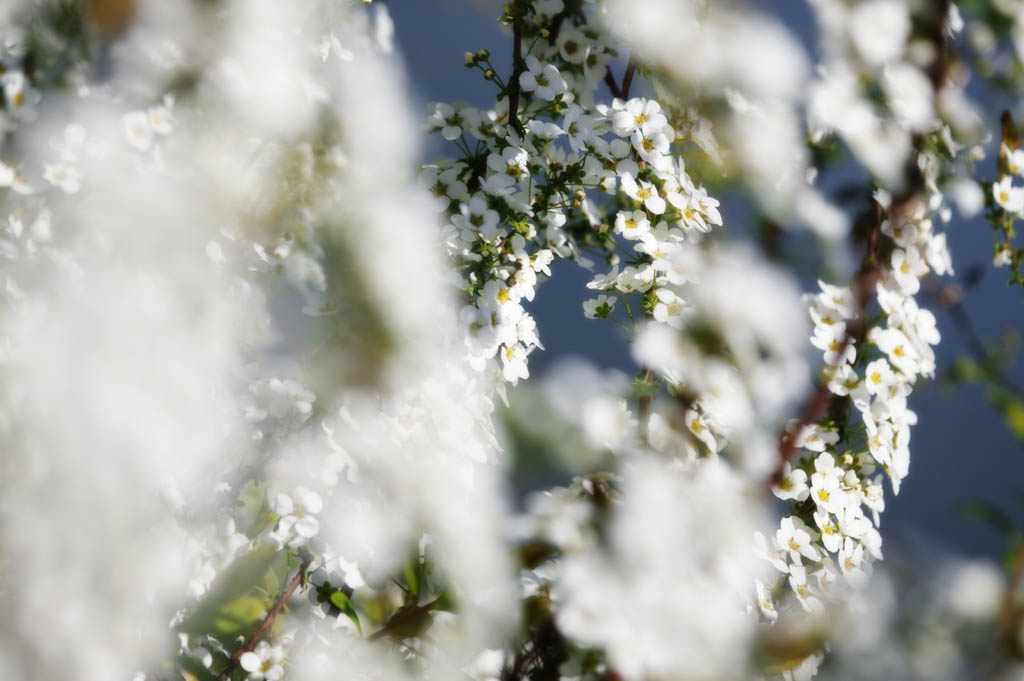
top-left (772, 209), bottom-right (881, 485)
top-left (216, 552), bottom-right (312, 681)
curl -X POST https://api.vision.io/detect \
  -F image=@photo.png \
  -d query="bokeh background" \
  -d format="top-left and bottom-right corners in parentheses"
top-left (387, 0), bottom-right (1024, 561)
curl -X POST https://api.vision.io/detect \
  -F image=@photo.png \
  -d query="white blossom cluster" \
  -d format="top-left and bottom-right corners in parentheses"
top-left (0, 1), bottom-right (1018, 681)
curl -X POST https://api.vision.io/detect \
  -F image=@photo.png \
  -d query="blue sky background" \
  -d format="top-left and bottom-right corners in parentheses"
top-left (386, 0), bottom-right (1024, 561)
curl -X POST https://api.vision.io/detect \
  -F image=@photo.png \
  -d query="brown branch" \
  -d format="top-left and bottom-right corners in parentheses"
top-left (506, 0), bottom-right (527, 136)
top-left (620, 55), bottom-right (638, 100)
top-left (603, 68), bottom-right (622, 99)
top-left (772, 264), bottom-right (880, 485)
top-left (771, 205), bottom-right (881, 486)
top-left (772, 0), bottom-right (953, 486)
top-left (997, 540), bottom-right (1024, 649)
top-left (603, 55), bottom-right (637, 101)
top-left (216, 552), bottom-right (312, 681)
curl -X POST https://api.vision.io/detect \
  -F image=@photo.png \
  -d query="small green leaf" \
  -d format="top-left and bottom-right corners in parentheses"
top-left (1002, 399), bottom-right (1024, 441)
top-left (960, 499), bottom-right (1015, 536)
top-left (329, 590), bottom-right (363, 635)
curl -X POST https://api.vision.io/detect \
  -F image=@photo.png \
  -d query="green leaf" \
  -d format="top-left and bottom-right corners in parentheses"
top-left (369, 602), bottom-right (435, 641)
top-left (403, 559), bottom-right (420, 599)
top-left (176, 653), bottom-right (217, 681)
top-left (210, 596), bottom-right (267, 637)
top-left (1002, 399), bottom-right (1024, 442)
top-left (178, 546), bottom-right (280, 636)
top-left (960, 499), bottom-right (1015, 536)
top-left (329, 590), bottom-right (363, 635)
top-left (238, 480), bottom-right (278, 539)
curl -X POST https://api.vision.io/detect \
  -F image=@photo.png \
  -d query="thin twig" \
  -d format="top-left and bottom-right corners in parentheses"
top-left (217, 552), bottom-right (312, 681)
top-left (923, 277), bottom-right (1024, 400)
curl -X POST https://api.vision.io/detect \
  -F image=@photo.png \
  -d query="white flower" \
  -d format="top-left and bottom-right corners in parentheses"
top-left (755, 531), bottom-right (790, 573)
top-left (1, 70), bottom-right (40, 121)
top-left (788, 565), bottom-right (825, 613)
top-left (685, 408), bottom-right (717, 451)
top-left (772, 462), bottom-right (810, 502)
top-left (993, 175), bottom-right (1024, 213)
top-left (995, 244), bottom-right (1013, 267)
top-left (147, 103), bottom-right (175, 135)
top-left (651, 288), bottom-right (683, 329)
top-left (613, 209), bottom-right (651, 240)
top-left (587, 266), bottom-right (619, 291)
top-left (562, 104), bottom-right (594, 153)
top-left (42, 163), bottom-right (80, 194)
top-left (615, 264), bottom-right (655, 293)
top-left (556, 28), bottom-right (588, 64)
top-left (457, 196), bottom-right (500, 240)
top-left (583, 294), bottom-right (616, 319)
top-left (864, 358), bottom-right (896, 397)
top-left (777, 516), bottom-right (821, 564)
top-left (611, 98), bottom-right (667, 138)
top-left (272, 486), bottom-right (324, 544)
top-left (792, 423), bottom-right (839, 452)
top-left (810, 454), bottom-right (847, 514)
top-left (926, 233), bottom-right (953, 276)
top-left (838, 537), bottom-right (868, 584)
top-left (519, 56), bottom-right (567, 101)
top-left (620, 173), bottom-right (666, 214)
top-left (428, 102), bottom-right (469, 141)
top-left (755, 579), bottom-right (778, 622)
top-left (487, 145), bottom-right (530, 186)
top-left (1004, 142), bottom-right (1024, 177)
top-left (890, 246), bottom-right (927, 295)
top-left (810, 322), bottom-right (854, 366)
top-left (850, 0), bottom-right (910, 66)
top-left (239, 640), bottom-right (285, 681)
top-left (870, 327), bottom-right (919, 377)
top-left (123, 111), bottom-right (154, 152)
top-left (814, 280), bottom-right (856, 319)
top-left (630, 128), bottom-right (671, 169)
top-left (813, 509), bottom-right (843, 554)
top-left (501, 342), bottom-right (530, 383)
